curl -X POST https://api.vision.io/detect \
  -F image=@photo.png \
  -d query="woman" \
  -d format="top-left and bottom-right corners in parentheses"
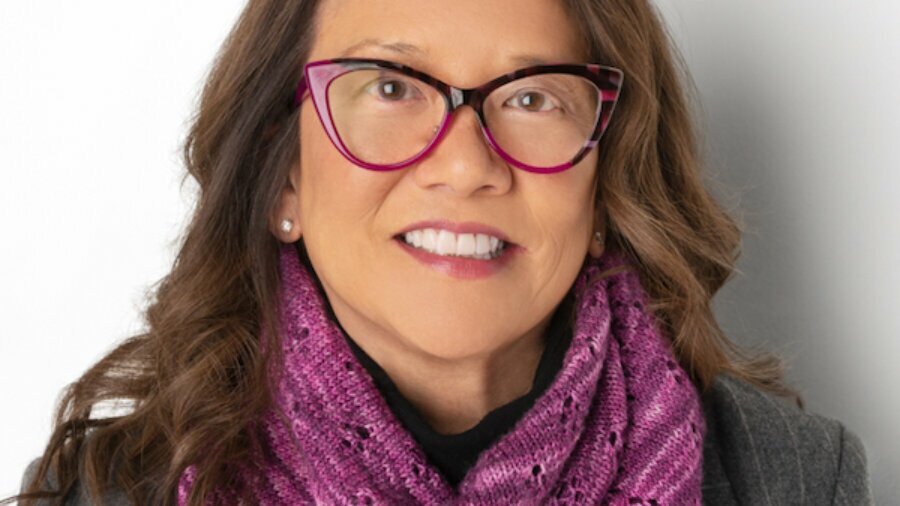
top-left (9, 0), bottom-right (873, 504)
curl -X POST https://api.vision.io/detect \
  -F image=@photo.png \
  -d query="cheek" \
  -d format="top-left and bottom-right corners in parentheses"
top-left (296, 109), bottom-right (402, 281)
top-left (298, 110), bottom-right (343, 216)
top-left (499, 161), bottom-right (595, 302)
top-left (525, 160), bottom-right (597, 245)
top-left (297, 109), bottom-right (391, 231)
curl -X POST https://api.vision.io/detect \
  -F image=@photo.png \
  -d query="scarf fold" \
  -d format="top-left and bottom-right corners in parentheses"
top-left (178, 243), bottom-right (705, 505)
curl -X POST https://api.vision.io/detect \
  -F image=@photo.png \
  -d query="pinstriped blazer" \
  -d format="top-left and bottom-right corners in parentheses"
top-left (700, 373), bottom-right (873, 505)
top-left (20, 372), bottom-right (874, 505)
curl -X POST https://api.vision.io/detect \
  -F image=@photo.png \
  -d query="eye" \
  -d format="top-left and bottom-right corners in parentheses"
top-left (504, 90), bottom-right (560, 113)
top-left (365, 76), bottom-right (424, 102)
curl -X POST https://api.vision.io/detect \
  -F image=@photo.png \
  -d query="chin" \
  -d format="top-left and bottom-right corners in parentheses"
top-left (406, 331), bottom-right (502, 361)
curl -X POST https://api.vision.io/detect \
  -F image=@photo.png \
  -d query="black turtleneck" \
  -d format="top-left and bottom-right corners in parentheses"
top-left (342, 291), bottom-right (575, 488)
top-left (296, 241), bottom-right (576, 488)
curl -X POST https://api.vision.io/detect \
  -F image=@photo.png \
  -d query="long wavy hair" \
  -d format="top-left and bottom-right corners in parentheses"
top-left (7, 0), bottom-right (802, 504)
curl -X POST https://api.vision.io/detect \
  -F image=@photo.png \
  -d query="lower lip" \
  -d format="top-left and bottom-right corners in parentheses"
top-left (393, 237), bottom-right (520, 280)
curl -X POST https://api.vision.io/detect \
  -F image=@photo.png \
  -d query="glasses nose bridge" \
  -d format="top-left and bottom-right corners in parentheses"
top-left (444, 86), bottom-right (485, 117)
top-left (440, 87), bottom-right (491, 148)
top-left (426, 83), bottom-right (518, 181)
top-left (450, 87), bottom-right (466, 109)
top-left (436, 84), bottom-right (496, 152)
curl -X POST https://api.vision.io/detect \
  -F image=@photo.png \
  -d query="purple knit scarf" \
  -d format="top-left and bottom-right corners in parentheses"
top-left (178, 243), bottom-right (706, 505)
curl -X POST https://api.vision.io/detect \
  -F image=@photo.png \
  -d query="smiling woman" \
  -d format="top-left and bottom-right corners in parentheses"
top-left (7, 0), bottom-right (873, 505)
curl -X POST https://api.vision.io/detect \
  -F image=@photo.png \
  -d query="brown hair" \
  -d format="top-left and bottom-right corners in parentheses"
top-left (6, 0), bottom-right (801, 504)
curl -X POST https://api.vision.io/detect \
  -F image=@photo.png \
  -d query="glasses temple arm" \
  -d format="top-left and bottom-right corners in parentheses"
top-left (294, 79), bottom-right (309, 108)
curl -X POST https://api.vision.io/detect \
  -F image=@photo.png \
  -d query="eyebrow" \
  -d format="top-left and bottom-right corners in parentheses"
top-left (340, 38), bottom-right (425, 58)
top-left (339, 38), bottom-right (555, 67)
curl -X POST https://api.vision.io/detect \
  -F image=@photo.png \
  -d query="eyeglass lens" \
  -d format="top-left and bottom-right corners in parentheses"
top-left (327, 68), bottom-right (602, 168)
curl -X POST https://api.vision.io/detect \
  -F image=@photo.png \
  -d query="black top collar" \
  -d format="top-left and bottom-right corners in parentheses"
top-left (343, 289), bottom-right (575, 488)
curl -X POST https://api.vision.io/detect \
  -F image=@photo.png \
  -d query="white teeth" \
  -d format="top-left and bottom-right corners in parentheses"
top-left (402, 228), bottom-right (506, 259)
top-left (410, 230), bottom-right (423, 248)
top-left (422, 229), bottom-right (438, 250)
top-left (455, 233), bottom-right (476, 256)
top-left (475, 234), bottom-right (491, 255)
top-left (436, 230), bottom-right (456, 256)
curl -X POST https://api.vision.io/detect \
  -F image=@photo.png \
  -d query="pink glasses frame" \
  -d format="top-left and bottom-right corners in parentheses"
top-left (292, 57), bottom-right (624, 174)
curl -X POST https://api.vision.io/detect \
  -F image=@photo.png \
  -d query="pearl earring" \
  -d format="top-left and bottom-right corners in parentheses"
top-left (594, 231), bottom-right (604, 244)
top-left (280, 218), bottom-right (294, 233)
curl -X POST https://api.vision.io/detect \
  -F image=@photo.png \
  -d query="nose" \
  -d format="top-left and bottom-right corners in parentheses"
top-left (412, 106), bottom-right (512, 198)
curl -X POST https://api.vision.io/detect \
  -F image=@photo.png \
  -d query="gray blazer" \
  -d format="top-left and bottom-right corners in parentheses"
top-left (19, 373), bottom-right (874, 505)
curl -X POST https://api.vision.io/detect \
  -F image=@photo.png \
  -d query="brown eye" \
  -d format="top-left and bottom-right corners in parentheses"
top-left (506, 90), bottom-right (557, 112)
top-left (377, 80), bottom-right (406, 100)
top-left (519, 92), bottom-right (545, 111)
top-left (364, 76), bottom-right (425, 104)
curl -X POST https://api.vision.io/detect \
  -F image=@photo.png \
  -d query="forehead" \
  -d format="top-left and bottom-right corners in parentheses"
top-left (310, 0), bottom-right (589, 84)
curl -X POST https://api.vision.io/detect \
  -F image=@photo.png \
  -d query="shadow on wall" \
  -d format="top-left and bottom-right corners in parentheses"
top-left (654, 0), bottom-right (900, 501)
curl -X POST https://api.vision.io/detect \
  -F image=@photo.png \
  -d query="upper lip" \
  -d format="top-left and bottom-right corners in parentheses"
top-left (395, 219), bottom-right (516, 245)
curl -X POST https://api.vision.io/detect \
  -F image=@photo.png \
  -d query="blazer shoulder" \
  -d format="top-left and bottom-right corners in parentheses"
top-left (19, 456), bottom-right (63, 506)
top-left (704, 372), bottom-right (874, 505)
top-left (19, 455), bottom-right (133, 506)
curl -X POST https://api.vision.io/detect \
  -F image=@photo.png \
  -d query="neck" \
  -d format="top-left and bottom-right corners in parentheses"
top-left (328, 298), bottom-right (555, 436)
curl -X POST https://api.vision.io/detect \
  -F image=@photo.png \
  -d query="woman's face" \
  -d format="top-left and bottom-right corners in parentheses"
top-left (287, 0), bottom-right (601, 359)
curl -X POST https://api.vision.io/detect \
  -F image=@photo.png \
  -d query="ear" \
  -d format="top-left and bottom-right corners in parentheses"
top-left (588, 205), bottom-right (606, 259)
top-left (270, 162), bottom-right (303, 243)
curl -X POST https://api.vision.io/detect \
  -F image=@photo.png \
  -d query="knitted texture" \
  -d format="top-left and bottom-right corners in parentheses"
top-left (177, 243), bottom-right (706, 505)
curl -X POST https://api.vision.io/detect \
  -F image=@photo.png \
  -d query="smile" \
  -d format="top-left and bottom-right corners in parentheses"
top-left (393, 234), bottom-right (520, 280)
top-left (400, 229), bottom-right (507, 260)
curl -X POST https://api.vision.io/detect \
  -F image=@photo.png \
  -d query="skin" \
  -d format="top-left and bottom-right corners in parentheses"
top-left (271, 0), bottom-right (606, 435)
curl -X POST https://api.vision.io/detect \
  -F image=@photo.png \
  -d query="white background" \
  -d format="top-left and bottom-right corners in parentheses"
top-left (1, 1), bottom-right (897, 501)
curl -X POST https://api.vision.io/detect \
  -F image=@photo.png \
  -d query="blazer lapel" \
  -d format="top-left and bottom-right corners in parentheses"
top-left (701, 388), bottom-right (740, 505)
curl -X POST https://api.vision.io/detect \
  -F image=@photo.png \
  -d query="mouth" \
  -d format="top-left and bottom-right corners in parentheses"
top-left (392, 226), bottom-right (519, 260)
top-left (393, 226), bottom-right (522, 279)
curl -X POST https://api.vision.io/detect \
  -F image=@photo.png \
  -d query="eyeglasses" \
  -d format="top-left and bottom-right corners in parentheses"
top-left (292, 58), bottom-right (624, 174)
